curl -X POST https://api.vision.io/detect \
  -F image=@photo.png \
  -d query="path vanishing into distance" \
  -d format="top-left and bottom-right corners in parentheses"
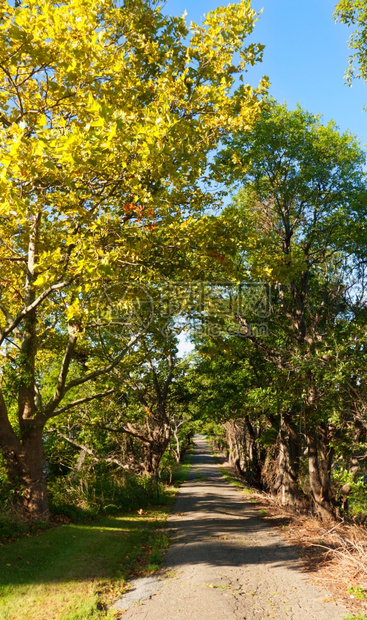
top-left (114, 435), bottom-right (346, 620)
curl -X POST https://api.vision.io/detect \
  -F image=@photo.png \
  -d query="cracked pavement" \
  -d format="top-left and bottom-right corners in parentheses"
top-left (114, 434), bottom-right (346, 619)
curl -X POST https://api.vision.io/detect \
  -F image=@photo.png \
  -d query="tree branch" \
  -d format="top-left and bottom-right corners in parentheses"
top-left (146, 357), bottom-right (162, 401)
top-left (0, 280), bottom-right (70, 346)
top-left (46, 388), bottom-right (115, 419)
top-left (162, 353), bottom-right (174, 400)
top-left (43, 323), bottom-right (79, 417)
top-left (61, 326), bottom-right (148, 394)
top-left (51, 430), bottom-right (130, 469)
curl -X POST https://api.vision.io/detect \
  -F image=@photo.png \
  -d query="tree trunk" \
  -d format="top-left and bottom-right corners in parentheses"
top-left (2, 422), bottom-right (49, 520)
top-left (224, 420), bottom-right (245, 476)
top-left (21, 425), bottom-right (49, 518)
top-left (7, 213), bottom-right (49, 520)
top-left (272, 410), bottom-right (300, 507)
top-left (244, 416), bottom-right (262, 487)
top-left (172, 421), bottom-right (183, 463)
top-left (339, 419), bottom-right (365, 515)
top-left (70, 448), bottom-right (87, 482)
top-left (339, 456), bottom-right (359, 515)
top-left (142, 422), bottom-right (171, 475)
top-left (306, 426), bottom-right (335, 520)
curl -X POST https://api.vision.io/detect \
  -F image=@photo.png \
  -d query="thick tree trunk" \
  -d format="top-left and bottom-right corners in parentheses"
top-left (2, 422), bottom-right (49, 520)
top-left (272, 410), bottom-right (300, 507)
top-left (20, 426), bottom-right (49, 518)
top-left (225, 421), bottom-right (244, 475)
top-left (306, 426), bottom-right (335, 520)
top-left (244, 417), bottom-right (263, 487)
top-left (142, 422), bottom-right (171, 475)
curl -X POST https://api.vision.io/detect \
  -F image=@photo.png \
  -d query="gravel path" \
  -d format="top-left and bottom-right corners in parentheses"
top-left (114, 435), bottom-right (347, 619)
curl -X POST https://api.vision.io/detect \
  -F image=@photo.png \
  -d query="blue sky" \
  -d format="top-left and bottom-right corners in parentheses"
top-left (164, 0), bottom-right (367, 147)
top-left (163, 0), bottom-right (367, 356)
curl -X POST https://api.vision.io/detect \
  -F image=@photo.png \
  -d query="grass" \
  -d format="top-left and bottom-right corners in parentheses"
top-left (258, 508), bottom-right (269, 516)
top-left (218, 465), bottom-right (244, 489)
top-left (0, 448), bottom-right (193, 620)
top-left (207, 441), bottom-right (254, 497)
top-left (348, 586), bottom-right (367, 600)
top-left (0, 508), bottom-right (169, 620)
top-left (170, 443), bottom-right (194, 487)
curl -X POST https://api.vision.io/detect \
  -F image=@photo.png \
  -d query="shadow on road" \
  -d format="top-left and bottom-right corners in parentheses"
top-left (161, 435), bottom-right (302, 574)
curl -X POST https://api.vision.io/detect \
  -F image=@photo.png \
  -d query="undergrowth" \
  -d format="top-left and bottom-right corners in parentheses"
top-left (48, 471), bottom-right (165, 522)
top-left (0, 445), bottom-right (193, 619)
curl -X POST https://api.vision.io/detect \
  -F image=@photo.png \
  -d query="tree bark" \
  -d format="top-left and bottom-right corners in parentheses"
top-left (339, 419), bottom-right (365, 514)
top-left (1, 418), bottom-right (49, 519)
top-left (244, 416), bottom-right (263, 487)
top-left (19, 425), bottom-right (49, 518)
top-left (272, 410), bottom-right (300, 507)
top-left (144, 422), bottom-right (171, 475)
top-left (1, 213), bottom-right (50, 520)
top-left (306, 425), bottom-right (335, 520)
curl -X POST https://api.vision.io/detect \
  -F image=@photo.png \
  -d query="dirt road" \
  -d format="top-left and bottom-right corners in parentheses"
top-left (114, 435), bottom-right (346, 619)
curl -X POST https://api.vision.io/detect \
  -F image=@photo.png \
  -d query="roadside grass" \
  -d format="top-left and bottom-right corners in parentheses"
top-left (0, 448), bottom-right (193, 620)
top-left (218, 465), bottom-right (248, 490)
top-left (0, 508), bottom-right (169, 619)
top-left (170, 442), bottom-right (194, 488)
top-left (207, 441), bottom-right (254, 497)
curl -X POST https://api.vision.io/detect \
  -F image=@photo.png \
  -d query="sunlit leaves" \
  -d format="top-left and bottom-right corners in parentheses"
top-left (0, 0), bottom-right (266, 341)
top-left (334, 0), bottom-right (367, 85)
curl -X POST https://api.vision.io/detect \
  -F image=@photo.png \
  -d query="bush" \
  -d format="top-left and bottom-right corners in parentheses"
top-left (333, 469), bottom-right (367, 519)
top-left (0, 513), bottom-right (27, 539)
top-left (48, 471), bottom-right (163, 522)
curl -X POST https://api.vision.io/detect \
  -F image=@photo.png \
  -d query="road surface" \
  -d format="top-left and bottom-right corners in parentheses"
top-left (114, 435), bottom-right (346, 620)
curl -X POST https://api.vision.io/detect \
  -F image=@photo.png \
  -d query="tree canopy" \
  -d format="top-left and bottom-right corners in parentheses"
top-left (0, 0), bottom-right (267, 519)
top-left (0, 0), bottom-right (367, 527)
top-left (335, 0), bottom-right (367, 85)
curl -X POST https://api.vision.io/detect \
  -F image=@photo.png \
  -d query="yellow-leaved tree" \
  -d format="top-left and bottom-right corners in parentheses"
top-left (0, 0), bottom-right (267, 519)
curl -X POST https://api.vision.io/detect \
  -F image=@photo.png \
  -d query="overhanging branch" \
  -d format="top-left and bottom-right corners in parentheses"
top-left (47, 388), bottom-right (115, 419)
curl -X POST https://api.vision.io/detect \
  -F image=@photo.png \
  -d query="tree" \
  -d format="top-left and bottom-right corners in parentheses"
top-left (334, 0), bottom-right (367, 85)
top-left (213, 100), bottom-right (367, 518)
top-left (0, 0), bottom-right (267, 519)
top-left (188, 331), bottom-right (271, 484)
top-left (111, 329), bottom-right (178, 475)
top-left (45, 318), bottom-right (194, 480)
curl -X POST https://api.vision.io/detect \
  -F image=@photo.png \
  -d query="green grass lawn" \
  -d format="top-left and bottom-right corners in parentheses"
top-left (0, 448), bottom-right (194, 620)
top-left (0, 508), bottom-right (170, 619)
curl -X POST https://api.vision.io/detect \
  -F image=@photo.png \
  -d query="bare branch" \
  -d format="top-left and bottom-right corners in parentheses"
top-left (62, 325), bottom-right (148, 394)
top-left (46, 388), bottom-right (115, 419)
top-left (121, 422), bottom-right (151, 445)
top-left (51, 429), bottom-right (130, 469)
top-left (43, 323), bottom-right (79, 417)
top-left (0, 280), bottom-right (70, 346)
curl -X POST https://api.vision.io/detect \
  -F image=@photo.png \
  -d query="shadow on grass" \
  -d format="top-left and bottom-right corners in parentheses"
top-left (0, 446), bottom-right (194, 596)
top-left (0, 509), bottom-right (168, 589)
top-left (1, 438), bottom-right (307, 593)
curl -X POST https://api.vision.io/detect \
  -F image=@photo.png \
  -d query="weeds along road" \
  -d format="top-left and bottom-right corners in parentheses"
top-left (114, 435), bottom-right (346, 620)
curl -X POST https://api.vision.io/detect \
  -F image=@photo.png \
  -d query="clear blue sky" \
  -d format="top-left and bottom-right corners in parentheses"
top-left (164, 0), bottom-right (367, 356)
top-left (164, 0), bottom-right (367, 147)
